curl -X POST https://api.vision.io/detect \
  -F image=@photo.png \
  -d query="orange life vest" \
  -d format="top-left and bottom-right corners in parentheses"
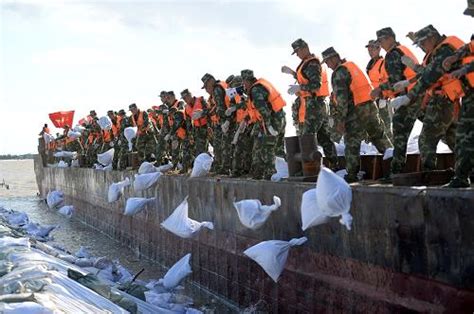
top-left (336, 61), bottom-right (373, 106)
top-left (187, 97), bottom-right (208, 127)
top-left (423, 36), bottom-right (474, 101)
top-left (217, 81), bottom-right (231, 108)
top-left (247, 78), bottom-right (286, 123)
top-left (233, 94), bottom-right (248, 123)
top-left (367, 57), bottom-right (384, 89)
top-left (379, 45), bottom-right (419, 99)
top-left (207, 96), bottom-right (219, 125)
top-left (168, 100), bottom-right (186, 139)
top-left (296, 56), bottom-right (330, 123)
top-left (112, 116), bottom-right (122, 137)
top-left (102, 130), bottom-right (112, 143)
top-left (131, 110), bottom-right (148, 136)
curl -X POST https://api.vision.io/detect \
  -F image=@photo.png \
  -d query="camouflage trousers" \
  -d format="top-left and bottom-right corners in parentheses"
top-left (170, 137), bottom-right (183, 169)
top-left (193, 126), bottom-right (209, 156)
top-left (135, 133), bottom-right (156, 163)
top-left (419, 95), bottom-right (457, 170)
top-left (232, 125), bottom-right (253, 176)
top-left (377, 100), bottom-right (393, 142)
top-left (273, 113), bottom-right (286, 158)
top-left (220, 121), bottom-right (236, 175)
top-left (454, 92), bottom-right (474, 181)
top-left (344, 101), bottom-right (393, 179)
top-left (182, 138), bottom-right (194, 172)
top-left (298, 96), bottom-right (337, 165)
top-left (115, 141), bottom-right (130, 170)
top-left (251, 132), bottom-right (277, 180)
top-left (391, 99), bottom-right (421, 174)
top-left (209, 125), bottom-right (223, 173)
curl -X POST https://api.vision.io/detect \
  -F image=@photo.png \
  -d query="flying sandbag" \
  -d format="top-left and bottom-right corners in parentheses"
top-left (244, 237), bottom-right (307, 282)
top-left (316, 167), bottom-right (353, 230)
top-left (108, 178), bottom-right (131, 203)
top-left (161, 198), bottom-right (214, 238)
top-left (97, 148), bottom-right (114, 166)
top-left (300, 188), bottom-right (330, 231)
top-left (138, 161), bottom-right (158, 174)
top-left (133, 172), bottom-right (161, 192)
top-left (47, 190), bottom-right (64, 209)
top-left (124, 127), bottom-right (137, 152)
top-left (233, 196), bottom-right (281, 230)
top-left (98, 116), bottom-right (112, 130)
top-left (190, 153), bottom-right (213, 178)
top-left (124, 197), bottom-right (155, 216)
top-left (161, 253), bottom-right (192, 289)
top-left (271, 157), bottom-right (289, 182)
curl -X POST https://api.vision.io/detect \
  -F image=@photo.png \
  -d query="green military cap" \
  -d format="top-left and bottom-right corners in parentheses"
top-left (321, 47), bottom-right (340, 62)
top-left (413, 24), bottom-right (440, 44)
top-left (465, 0), bottom-right (474, 16)
top-left (376, 27), bottom-right (396, 40)
top-left (229, 75), bottom-right (243, 88)
top-left (167, 91), bottom-right (175, 97)
top-left (107, 110), bottom-right (114, 115)
top-left (291, 38), bottom-right (308, 54)
top-left (241, 69), bottom-right (255, 81)
top-left (159, 90), bottom-right (167, 97)
top-left (201, 73), bottom-right (215, 88)
top-left (128, 103), bottom-right (137, 109)
top-left (118, 109), bottom-right (126, 115)
top-left (180, 89), bottom-right (192, 98)
top-left (89, 110), bottom-right (97, 116)
top-left (365, 39), bottom-right (380, 48)
top-left (225, 74), bottom-right (235, 85)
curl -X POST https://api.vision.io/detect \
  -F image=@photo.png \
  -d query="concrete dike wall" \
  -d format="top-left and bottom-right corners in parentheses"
top-left (34, 156), bottom-right (474, 313)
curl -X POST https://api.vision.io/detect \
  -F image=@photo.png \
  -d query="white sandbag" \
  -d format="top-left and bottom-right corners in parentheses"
top-left (161, 198), bottom-right (214, 238)
top-left (162, 253), bottom-right (192, 289)
top-left (316, 167), bottom-right (353, 230)
top-left (124, 197), bottom-right (155, 216)
top-left (233, 196), bottom-right (281, 230)
top-left (6, 211), bottom-right (29, 226)
top-left (0, 236), bottom-right (30, 248)
top-left (23, 222), bottom-right (57, 239)
top-left (157, 162), bottom-right (174, 173)
top-left (190, 153), bottom-right (213, 178)
top-left (133, 172), bottom-right (161, 192)
top-left (98, 116), bottom-right (112, 130)
top-left (0, 301), bottom-right (53, 314)
top-left (43, 133), bottom-right (54, 145)
top-left (47, 190), bottom-right (64, 209)
top-left (73, 125), bottom-right (85, 133)
top-left (107, 178), bottom-right (131, 203)
top-left (97, 148), bottom-right (114, 166)
top-left (71, 159), bottom-right (80, 168)
top-left (300, 188), bottom-right (330, 231)
top-left (57, 160), bottom-right (69, 168)
top-left (243, 237), bottom-right (307, 282)
top-left (75, 246), bottom-right (91, 258)
top-left (138, 161), bottom-right (158, 174)
top-left (124, 127), bottom-right (137, 152)
top-left (53, 151), bottom-right (76, 158)
top-left (271, 157), bottom-right (289, 182)
top-left (58, 205), bottom-right (74, 218)
top-left (102, 163), bottom-right (113, 172)
top-left (67, 130), bottom-right (81, 139)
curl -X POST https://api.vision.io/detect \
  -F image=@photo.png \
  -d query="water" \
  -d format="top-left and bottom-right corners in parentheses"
top-left (0, 159), bottom-right (234, 312)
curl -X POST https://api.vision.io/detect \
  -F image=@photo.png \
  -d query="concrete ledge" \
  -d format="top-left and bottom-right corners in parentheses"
top-left (34, 156), bottom-right (474, 312)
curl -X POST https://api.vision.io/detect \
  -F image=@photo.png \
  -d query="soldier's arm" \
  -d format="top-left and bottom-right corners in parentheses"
top-left (331, 67), bottom-right (351, 124)
top-left (142, 112), bottom-right (149, 129)
top-left (300, 60), bottom-right (322, 92)
top-left (379, 50), bottom-right (406, 91)
top-left (251, 85), bottom-right (273, 125)
top-left (213, 85), bottom-right (228, 121)
top-left (408, 45), bottom-right (455, 99)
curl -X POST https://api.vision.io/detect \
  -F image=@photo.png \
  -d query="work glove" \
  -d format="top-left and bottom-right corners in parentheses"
top-left (401, 55), bottom-right (417, 71)
top-left (390, 95), bottom-right (411, 111)
top-left (109, 141), bottom-right (115, 147)
top-left (328, 117), bottom-right (335, 128)
top-left (287, 84), bottom-right (301, 95)
top-left (281, 65), bottom-right (295, 75)
top-left (378, 99), bottom-right (387, 109)
top-left (226, 88), bottom-right (238, 99)
top-left (164, 134), bottom-right (171, 141)
top-left (370, 87), bottom-right (382, 99)
top-left (225, 106), bottom-right (237, 117)
top-left (117, 140), bottom-right (122, 145)
top-left (393, 80), bottom-right (410, 92)
top-left (268, 125), bottom-right (278, 136)
top-left (221, 120), bottom-right (230, 134)
top-left (192, 110), bottom-right (203, 120)
top-left (171, 140), bottom-right (179, 150)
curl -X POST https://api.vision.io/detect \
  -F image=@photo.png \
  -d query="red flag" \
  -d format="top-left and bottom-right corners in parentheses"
top-left (48, 111), bottom-right (75, 128)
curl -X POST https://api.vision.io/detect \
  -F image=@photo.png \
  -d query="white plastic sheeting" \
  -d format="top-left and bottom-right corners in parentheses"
top-left (161, 198), bottom-right (214, 238)
top-left (233, 196), bottom-right (281, 230)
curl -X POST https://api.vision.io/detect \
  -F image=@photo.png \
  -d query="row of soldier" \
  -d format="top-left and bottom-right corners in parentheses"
top-left (44, 20), bottom-right (473, 186)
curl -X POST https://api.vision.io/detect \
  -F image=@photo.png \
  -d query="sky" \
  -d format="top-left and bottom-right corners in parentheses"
top-left (0, 0), bottom-right (472, 154)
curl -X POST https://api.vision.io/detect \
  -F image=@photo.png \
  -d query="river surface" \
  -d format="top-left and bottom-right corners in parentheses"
top-left (0, 159), bottom-right (233, 312)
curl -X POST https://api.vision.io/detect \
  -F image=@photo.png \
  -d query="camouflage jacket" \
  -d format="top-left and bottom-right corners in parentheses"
top-left (330, 60), bottom-right (357, 124)
top-left (249, 83), bottom-right (285, 132)
top-left (379, 44), bottom-right (410, 93)
top-left (294, 54), bottom-right (322, 92)
top-left (212, 82), bottom-right (228, 122)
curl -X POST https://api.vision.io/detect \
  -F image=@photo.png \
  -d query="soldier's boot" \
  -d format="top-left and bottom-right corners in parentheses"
top-left (444, 177), bottom-right (470, 188)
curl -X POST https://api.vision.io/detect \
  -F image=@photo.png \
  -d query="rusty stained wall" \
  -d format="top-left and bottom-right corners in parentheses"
top-left (34, 156), bottom-right (474, 313)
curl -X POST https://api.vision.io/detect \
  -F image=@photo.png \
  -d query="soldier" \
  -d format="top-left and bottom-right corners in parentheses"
top-left (282, 38), bottom-right (338, 167)
top-left (181, 89), bottom-right (209, 156)
top-left (129, 103), bottom-right (155, 163)
top-left (322, 47), bottom-right (393, 183)
top-left (365, 39), bottom-right (393, 140)
top-left (202, 73), bottom-right (232, 174)
top-left (371, 27), bottom-right (420, 179)
top-left (241, 69), bottom-right (286, 180)
top-left (444, 0), bottom-right (474, 187)
top-left (115, 109), bottom-right (131, 170)
top-left (166, 92), bottom-right (187, 171)
top-left (391, 25), bottom-right (462, 171)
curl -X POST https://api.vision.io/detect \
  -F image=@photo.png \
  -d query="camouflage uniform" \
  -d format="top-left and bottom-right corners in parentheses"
top-left (328, 53), bottom-right (392, 182)
top-left (213, 82), bottom-right (233, 175)
top-left (407, 30), bottom-right (460, 171)
top-left (154, 105), bottom-right (170, 165)
top-left (116, 115), bottom-right (131, 170)
top-left (168, 99), bottom-right (186, 169)
top-left (131, 109), bottom-right (156, 163)
top-left (189, 97), bottom-right (210, 156)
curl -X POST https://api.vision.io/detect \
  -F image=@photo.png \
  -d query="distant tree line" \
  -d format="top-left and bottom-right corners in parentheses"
top-left (0, 154), bottom-right (35, 160)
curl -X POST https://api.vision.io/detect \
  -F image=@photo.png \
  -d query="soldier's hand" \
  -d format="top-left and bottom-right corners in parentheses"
top-left (390, 95), bottom-right (411, 111)
top-left (442, 55), bottom-right (457, 72)
top-left (378, 99), bottom-right (387, 109)
top-left (221, 120), bottom-right (230, 134)
top-left (449, 66), bottom-right (468, 79)
top-left (281, 65), bottom-right (295, 76)
top-left (393, 80), bottom-right (410, 92)
top-left (225, 106), bottom-right (237, 117)
top-left (370, 87), bottom-right (382, 99)
top-left (287, 84), bottom-right (301, 95)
